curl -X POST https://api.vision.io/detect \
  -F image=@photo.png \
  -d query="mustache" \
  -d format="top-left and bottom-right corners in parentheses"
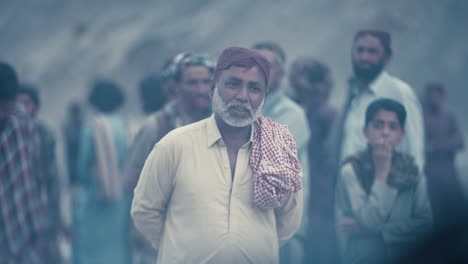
top-left (227, 101), bottom-right (253, 113)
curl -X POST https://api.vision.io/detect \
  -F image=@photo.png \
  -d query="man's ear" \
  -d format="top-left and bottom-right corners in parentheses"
top-left (210, 84), bottom-right (215, 97)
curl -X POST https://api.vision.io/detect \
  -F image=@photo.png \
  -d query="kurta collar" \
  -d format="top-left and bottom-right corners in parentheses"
top-left (206, 114), bottom-right (254, 148)
top-left (349, 71), bottom-right (389, 96)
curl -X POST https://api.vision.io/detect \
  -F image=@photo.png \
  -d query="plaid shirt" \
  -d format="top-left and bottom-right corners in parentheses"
top-left (0, 106), bottom-right (49, 263)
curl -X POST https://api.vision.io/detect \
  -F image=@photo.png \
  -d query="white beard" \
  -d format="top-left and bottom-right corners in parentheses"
top-left (211, 86), bottom-right (264, 127)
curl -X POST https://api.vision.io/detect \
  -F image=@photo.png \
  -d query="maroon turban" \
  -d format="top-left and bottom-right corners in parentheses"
top-left (354, 30), bottom-right (392, 56)
top-left (214, 47), bottom-right (271, 86)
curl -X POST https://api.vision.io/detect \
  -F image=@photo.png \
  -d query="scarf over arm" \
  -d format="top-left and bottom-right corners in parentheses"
top-left (250, 116), bottom-right (302, 209)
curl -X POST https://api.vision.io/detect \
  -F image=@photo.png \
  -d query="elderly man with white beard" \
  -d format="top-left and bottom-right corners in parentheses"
top-left (131, 47), bottom-right (303, 264)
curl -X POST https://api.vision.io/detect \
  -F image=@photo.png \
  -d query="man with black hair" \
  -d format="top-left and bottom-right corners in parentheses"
top-left (335, 98), bottom-right (432, 264)
top-left (126, 53), bottom-right (214, 264)
top-left (422, 82), bottom-right (466, 231)
top-left (290, 57), bottom-right (338, 263)
top-left (0, 62), bottom-right (49, 263)
top-left (126, 53), bottom-right (214, 190)
top-left (73, 79), bottom-right (131, 264)
top-left (16, 84), bottom-right (62, 263)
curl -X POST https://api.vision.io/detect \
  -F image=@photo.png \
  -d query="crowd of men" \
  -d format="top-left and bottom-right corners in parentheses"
top-left (1, 29), bottom-right (466, 264)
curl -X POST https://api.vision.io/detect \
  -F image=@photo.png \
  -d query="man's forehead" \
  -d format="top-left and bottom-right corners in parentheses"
top-left (182, 65), bottom-right (211, 78)
top-left (184, 65), bottom-right (210, 74)
top-left (373, 109), bottom-right (399, 121)
top-left (355, 35), bottom-right (384, 47)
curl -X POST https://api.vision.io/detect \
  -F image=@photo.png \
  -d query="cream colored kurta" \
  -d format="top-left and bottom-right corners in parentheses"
top-left (131, 115), bottom-right (303, 264)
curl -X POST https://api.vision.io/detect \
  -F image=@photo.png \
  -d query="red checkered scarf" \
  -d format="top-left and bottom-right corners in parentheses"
top-left (250, 116), bottom-right (302, 209)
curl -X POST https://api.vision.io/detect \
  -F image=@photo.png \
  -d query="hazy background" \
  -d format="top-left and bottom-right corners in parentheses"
top-left (1, 0), bottom-right (467, 184)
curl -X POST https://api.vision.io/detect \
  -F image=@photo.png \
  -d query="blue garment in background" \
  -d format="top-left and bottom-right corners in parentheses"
top-left (73, 113), bottom-right (131, 264)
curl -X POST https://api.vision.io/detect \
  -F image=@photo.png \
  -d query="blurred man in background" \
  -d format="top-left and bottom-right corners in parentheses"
top-left (126, 52), bottom-right (214, 191)
top-left (290, 57), bottom-right (338, 263)
top-left (16, 84), bottom-right (62, 263)
top-left (422, 82), bottom-right (466, 231)
top-left (1, 62), bottom-right (50, 263)
top-left (74, 80), bottom-right (131, 264)
top-left (252, 42), bottom-right (310, 264)
top-left (126, 53), bottom-right (214, 264)
top-left (160, 54), bottom-right (183, 103)
top-left (138, 73), bottom-right (166, 116)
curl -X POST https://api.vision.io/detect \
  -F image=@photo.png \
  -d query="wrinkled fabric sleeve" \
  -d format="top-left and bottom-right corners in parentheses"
top-left (131, 141), bottom-right (175, 249)
top-left (125, 117), bottom-right (159, 190)
top-left (340, 164), bottom-right (398, 233)
top-left (381, 176), bottom-right (433, 244)
top-left (275, 184), bottom-right (303, 247)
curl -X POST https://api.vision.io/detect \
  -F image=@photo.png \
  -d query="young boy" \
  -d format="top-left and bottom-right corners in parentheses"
top-left (335, 98), bottom-right (433, 264)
